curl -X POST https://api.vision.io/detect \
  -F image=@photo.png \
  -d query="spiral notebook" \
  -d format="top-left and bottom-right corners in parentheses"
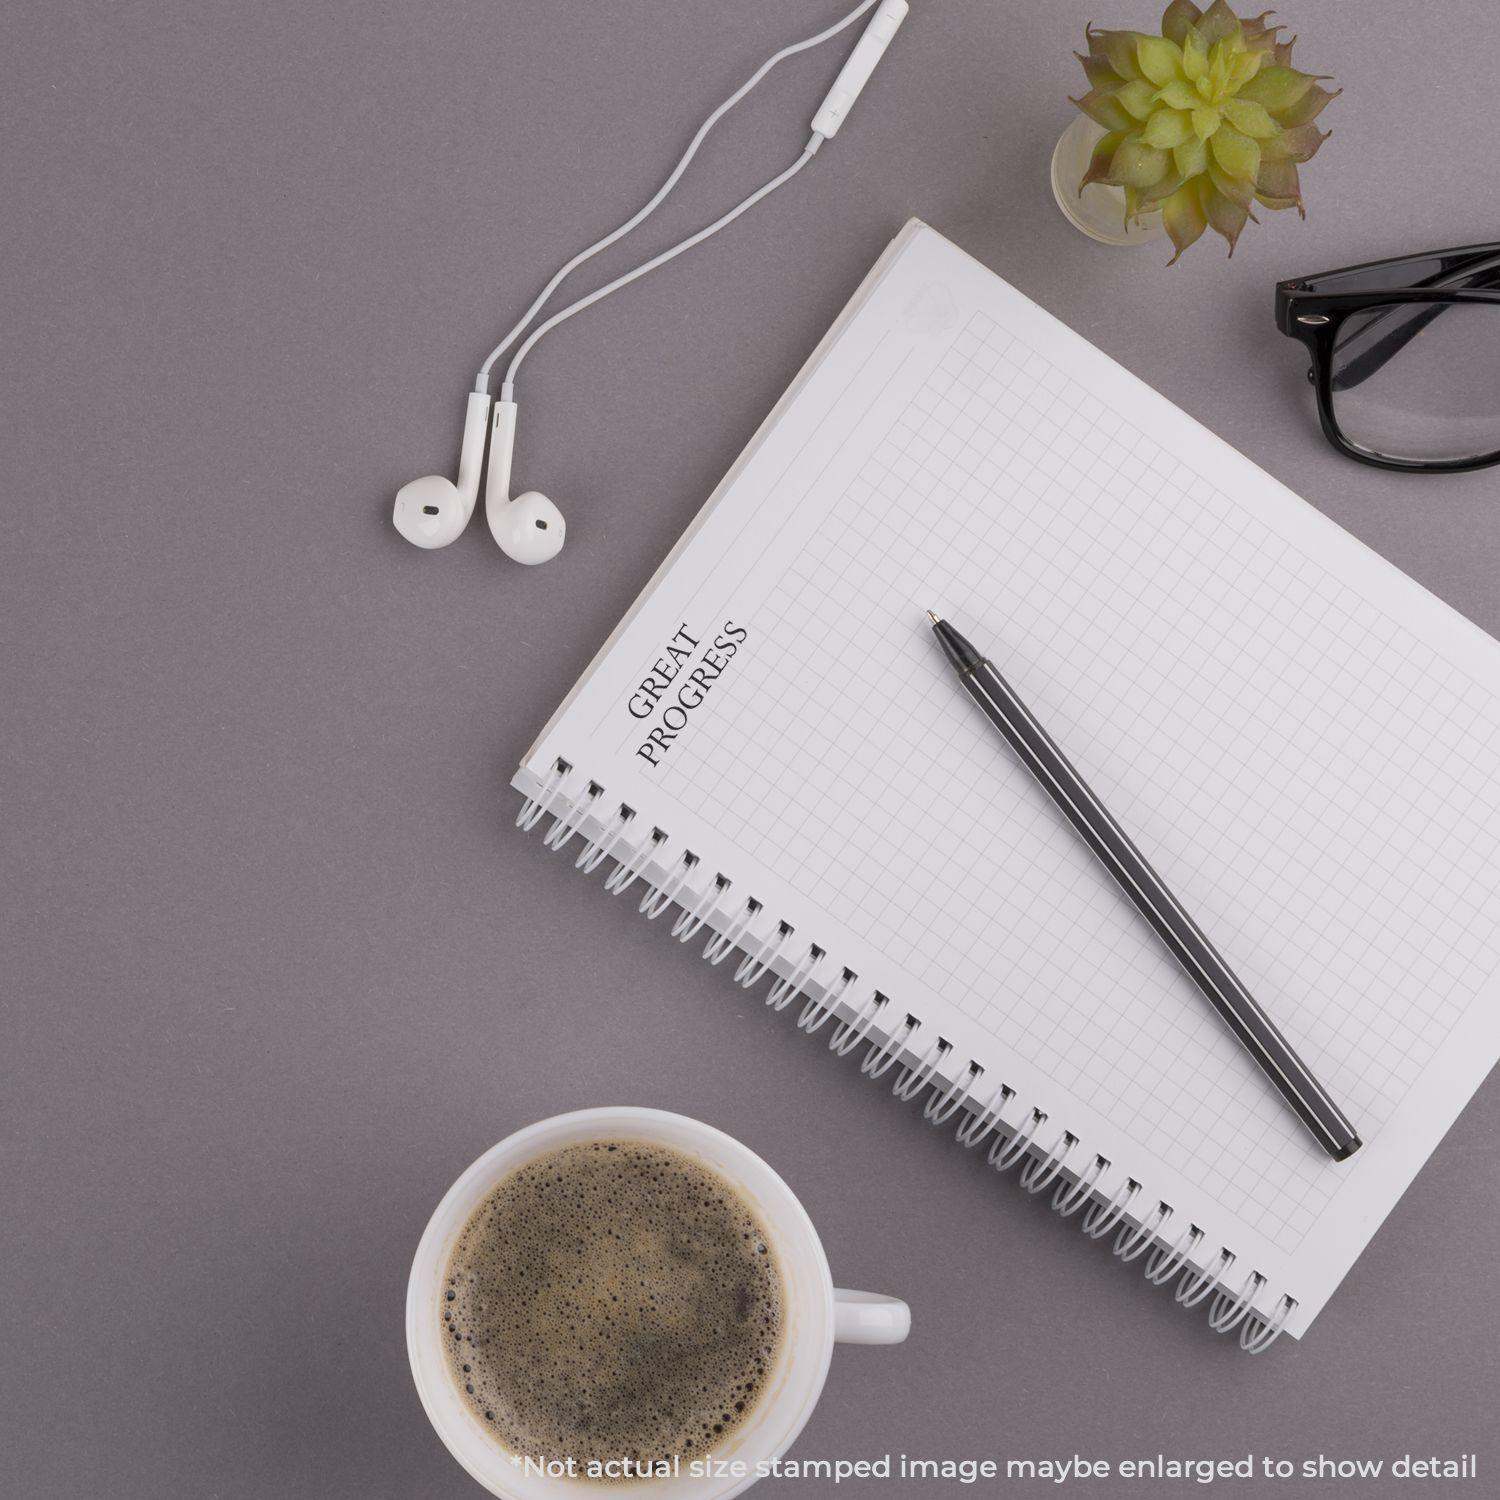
top-left (511, 221), bottom-right (1500, 1349)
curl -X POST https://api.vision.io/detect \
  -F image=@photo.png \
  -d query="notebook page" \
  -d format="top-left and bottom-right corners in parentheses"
top-left (516, 223), bottom-right (1500, 1336)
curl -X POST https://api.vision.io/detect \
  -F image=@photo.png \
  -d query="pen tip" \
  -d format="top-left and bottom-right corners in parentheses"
top-left (926, 609), bottom-right (941, 625)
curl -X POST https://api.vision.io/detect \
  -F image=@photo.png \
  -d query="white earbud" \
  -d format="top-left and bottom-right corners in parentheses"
top-left (392, 392), bottom-right (492, 549)
top-left (485, 398), bottom-right (566, 565)
top-left (392, 0), bottom-right (906, 569)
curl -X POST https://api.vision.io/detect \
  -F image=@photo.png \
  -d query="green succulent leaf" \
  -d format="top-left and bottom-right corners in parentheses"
top-left (1210, 123), bottom-right (1261, 180)
top-left (1136, 35), bottom-right (1184, 86)
top-left (1139, 169), bottom-right (1187, 207)
top-left (1181, 27), bottom-right (1209, 81)
top-left (1142, 109), bottom-right (1194, 148)
top-left (1255, 187), bottom-right (1304, 215)
top-left (1116, 79), bottom-right (1160, 119)
top-left (1208, 159), bottom-right (1253, 205)
top-left (1274, 82), bottom-right (1340, 128)
top-left (1162, 180), bottom-right (1209, 262)
top-left (1222, 97), bottom-right (1278, 138)
top-left (1089, 27), bottom-right (1148, 79)
top-left (1108, 136), bottom-right (1173, 187)
top-left (1226, 48), bottom-right (1263, 90)
top-left (1260, 122), bottom-right (1330, 163)
top-left (1080, 129), bottom-right (1127, 190)
top-left (1074, 51), bottom-right (1121, 89)
top-left (1237, 63), bottom-right (1315, 112)
top-left (1191, 104), bottom-right (1222, 140)
top-left (1160, 0), bottom-right (1204, 46)
top-left (1255, 157), bottom-right (1304, 206)
top-left (1156, 79), bottom-right (1201, 109)
top-left (1243, 28), bottom-right (1281, 60)
top-left (1172, 135), bottom-right (1208, 178)
top-left (1071, 87), bottom-right (1136, 132)
top-left (1207, 47), bottom-right (1231, 96)
top-left (1203, 185), bottom-right (1251, 253)
top-left (1196, 0), bottom-right (1242, 47)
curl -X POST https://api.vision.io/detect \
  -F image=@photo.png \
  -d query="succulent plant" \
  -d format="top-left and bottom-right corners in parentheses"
top-left (1070, 0), bottom-right (1336, 260)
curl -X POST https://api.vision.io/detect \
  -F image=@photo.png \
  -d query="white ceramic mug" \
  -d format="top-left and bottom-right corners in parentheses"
top-left (407, 1107), bottom-right (910, 1499)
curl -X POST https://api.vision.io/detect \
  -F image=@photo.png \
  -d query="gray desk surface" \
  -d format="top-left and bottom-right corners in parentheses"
top-left (5, 3), bottom-right (1498, 1496)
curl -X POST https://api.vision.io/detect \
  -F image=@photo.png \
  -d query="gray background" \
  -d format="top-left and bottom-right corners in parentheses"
top-left (4, 2), bottom-right (1497, 1495)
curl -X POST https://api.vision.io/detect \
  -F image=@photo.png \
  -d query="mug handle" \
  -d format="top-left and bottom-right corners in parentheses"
top-left (833, 1288), bottom-right (911, 1345)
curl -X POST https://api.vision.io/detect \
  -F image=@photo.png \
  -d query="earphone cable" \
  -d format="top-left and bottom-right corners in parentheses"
top-left (473, 0), bottom-right (878, 393)
top-left (500, 136), bottom-right (822, 399)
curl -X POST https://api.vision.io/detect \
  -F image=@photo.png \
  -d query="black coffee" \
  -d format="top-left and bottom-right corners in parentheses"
top-left (441, 1139), bottom-right (784, 1474)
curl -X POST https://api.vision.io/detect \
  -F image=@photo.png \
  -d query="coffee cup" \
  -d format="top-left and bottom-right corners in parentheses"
top-left (407, 1107), bottom-right (909, 1498)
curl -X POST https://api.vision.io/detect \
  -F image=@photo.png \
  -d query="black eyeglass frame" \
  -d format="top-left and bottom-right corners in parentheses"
top-left (1276, 244), bottom-right (1500, 474)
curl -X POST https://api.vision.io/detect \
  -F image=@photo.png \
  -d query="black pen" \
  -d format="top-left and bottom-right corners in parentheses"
top-left (928, 611), bottom-right (1362, 1162)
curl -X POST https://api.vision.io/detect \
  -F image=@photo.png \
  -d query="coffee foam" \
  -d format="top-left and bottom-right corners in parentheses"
top-left (442, 1139), bottom-right (785, 1476)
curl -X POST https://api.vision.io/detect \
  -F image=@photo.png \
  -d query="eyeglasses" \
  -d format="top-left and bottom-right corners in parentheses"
top-left (1276, 244), bottom-right (1500, 473)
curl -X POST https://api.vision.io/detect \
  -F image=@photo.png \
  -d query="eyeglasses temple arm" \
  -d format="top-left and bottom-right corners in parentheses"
top-left (1330, 250), bottom-right (1500, 392)
top-left (1329, 303), bottom-right (1445, 392)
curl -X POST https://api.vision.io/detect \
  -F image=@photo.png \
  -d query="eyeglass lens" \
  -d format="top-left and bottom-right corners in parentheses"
top-left (1329, 300), bottom-right (1499, 464)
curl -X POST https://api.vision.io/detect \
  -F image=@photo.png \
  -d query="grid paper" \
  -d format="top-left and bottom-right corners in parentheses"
top-left (655, 312), bottom-right (1500, 1248)
top-left (521, 225), bottom-right (1500, 1328)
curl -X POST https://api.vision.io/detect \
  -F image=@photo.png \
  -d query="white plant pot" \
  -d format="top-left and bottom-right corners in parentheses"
top-left (1050, 114), bottom-right (1166, 247)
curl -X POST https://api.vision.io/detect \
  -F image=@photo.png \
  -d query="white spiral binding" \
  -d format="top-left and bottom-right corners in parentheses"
top-left (923, 1062), bottom-right (980, 1126)
top-left (892, 1036), bottom-right (949, 1102)
top-left (576, 806), bottom-right (633, 874)
top-left (1020, 1126), bottom-right (1075, 1194)
top-left (989, 1109), bottom-right (1043, 1173)
top-left (797, 965), bottom-right (851, 1035)
top-left (767, 949), bottom-right (824, 1013)
top-left (604, 828), bottom-right (661, 897)
top-left (1209, 1270), bottom-right (1265, 1334)
top-left (1240, 1290), bottom-right (1292, 1351)
top-left (828, 983), bottom-right (882, 1053)
top-left (672, 874), bottom-right (721, 941)
top-left (1176, 1248), bottom-right (1233, 1309)
top-left (954, 1080), bottom-right (1011, 1148)
top-left (516, 760), bottom-right (567, 831)
top-left (1145, 1223), bottom-right (1204, 1286)
top-left (542, 782), bottom-right (599, 853)
top-left (642, 855), bottom-right (696, 921)
top-left (704, 899), bottom-right (758, 966)
top-left (1113, 1201), bottom-right (1169, 1262)
top-left (516, 766), bottom-right (1297, 1352)
top-left (1053, 1153), bottom-right (1105, 1218)
top-left (861, 1014), bottom-right (916, 1079)
top-left (1081, 1176), bottom-right (1138, 1238)
top-left (736, 921), bottom-right (788, 987)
